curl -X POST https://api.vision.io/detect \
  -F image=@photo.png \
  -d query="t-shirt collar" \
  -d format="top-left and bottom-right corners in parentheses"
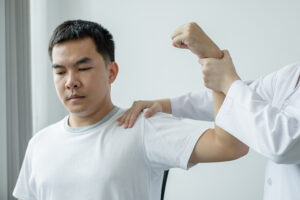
top-left (64, 106), bottom-right (119, 133)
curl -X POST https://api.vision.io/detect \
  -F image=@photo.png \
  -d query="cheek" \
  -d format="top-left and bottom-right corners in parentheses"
top-left (53, 76), bottom-right (65, 96)
top-left (86, 74), bottom-right (109, 95)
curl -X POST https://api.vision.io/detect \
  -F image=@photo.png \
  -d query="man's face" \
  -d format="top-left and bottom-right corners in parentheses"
top-left (52, 37), bottom-right (117, 117)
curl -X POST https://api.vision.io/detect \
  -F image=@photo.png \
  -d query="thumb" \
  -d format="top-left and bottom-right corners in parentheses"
top-left (144, 103), bottom-right (160, 118)
top-left (198, 58), bottom-right (212, 65)
top-left (144, 108), bottom-right (153, 118)
top-left (172, 35), bottom-right (189, 49)
top-left (222, 49), bottom-right (232, 60)
top-left (198, 58), bottom-right (205, 65)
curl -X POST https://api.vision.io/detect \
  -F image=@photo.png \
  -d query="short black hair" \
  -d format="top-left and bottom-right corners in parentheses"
top-left (48, 19), bottom-right (115, 63)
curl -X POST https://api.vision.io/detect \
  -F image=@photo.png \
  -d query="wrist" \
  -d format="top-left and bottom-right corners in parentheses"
top-left (197, 48), bottom-right (223, 59)
top-left (223, 76), bottom-right (240, 94)
top-left (157, 99), bottom-right (172, 114)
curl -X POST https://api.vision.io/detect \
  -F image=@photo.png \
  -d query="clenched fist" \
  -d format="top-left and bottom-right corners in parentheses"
top-left (171, 22), bottom-right (223, 59)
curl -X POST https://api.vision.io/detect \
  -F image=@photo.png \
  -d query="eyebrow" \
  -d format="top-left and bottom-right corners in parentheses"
top-left (52, 57), bottom-right (92, 69)
top-left (52, 64), bottom-right (64, 69)
top-left (74, 57), bottom-right (92, 67)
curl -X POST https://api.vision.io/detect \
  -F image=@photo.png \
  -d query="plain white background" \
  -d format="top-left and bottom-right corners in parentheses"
top-left (30, 0), bottom-right (300, 199)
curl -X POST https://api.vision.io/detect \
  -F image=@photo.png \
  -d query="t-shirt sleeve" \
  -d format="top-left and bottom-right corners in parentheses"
top-left (142, 112), bottom-right (206, 171)
top-left (13, 140), bottom-right (37, 200)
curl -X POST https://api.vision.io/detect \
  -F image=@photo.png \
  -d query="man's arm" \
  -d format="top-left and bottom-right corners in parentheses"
top-left (189, 91), bottom-right (249, 163)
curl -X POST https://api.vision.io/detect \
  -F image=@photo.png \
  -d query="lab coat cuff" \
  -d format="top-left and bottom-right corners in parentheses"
top-left (215, 80), bottom-right (244, 126)
top-left (170, 96), bottom-right (182, 118)
top-left (226, 80), bottom-right (245, 99)
top-left (216, 94), bottom-right (232, 126)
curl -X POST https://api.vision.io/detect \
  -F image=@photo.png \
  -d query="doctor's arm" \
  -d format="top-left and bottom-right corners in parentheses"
top-left (216, 80), bottom-right (300, 164)
top-left (202, 51), bottom-right (300, 164)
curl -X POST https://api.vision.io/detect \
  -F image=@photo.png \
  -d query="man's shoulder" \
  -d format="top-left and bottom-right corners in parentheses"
top-left (141, 109), bottom-right (201, 129)
top-left (30, 117), bottom-right (66, 144)
top-left (142, 110), bottom-right (179, 123)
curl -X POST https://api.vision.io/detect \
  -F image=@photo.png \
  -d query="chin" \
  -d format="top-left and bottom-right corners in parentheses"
top-left (67, 106), bottom-right (88, 115)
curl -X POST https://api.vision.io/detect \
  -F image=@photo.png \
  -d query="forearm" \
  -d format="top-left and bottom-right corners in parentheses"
top-left (203, 46), bottom-right (223, 59)
top-left (204, 47), bottom-right (246, 153)
top-left (213, 91), bottom-right (234, 141)
top-left (213, 91), bottom-right (249, 159)
top-left (189, 91), bottom-right (248, 164)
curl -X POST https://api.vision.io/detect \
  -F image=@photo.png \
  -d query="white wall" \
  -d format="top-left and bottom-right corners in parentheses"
top-left (30, 0), bottom-right (300, 199)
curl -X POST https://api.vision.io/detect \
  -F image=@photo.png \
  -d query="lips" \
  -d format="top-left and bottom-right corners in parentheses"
top-left (67, 94), bottom-right (85, 101)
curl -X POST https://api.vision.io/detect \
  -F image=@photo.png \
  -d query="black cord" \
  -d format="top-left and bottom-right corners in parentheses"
top-left (160, 170), bottom-right (169, 200)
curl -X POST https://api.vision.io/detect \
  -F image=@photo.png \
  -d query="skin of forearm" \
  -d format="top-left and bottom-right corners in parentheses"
top-left (199, 36), bottom-right (223, 59)
top-left (205, 44), bottom-right (248, 158)
top-left (156, 99), bottom-right (172, 114)
top-left (204, 45), bottom-right (224, 59)
top-left (213, 91), bottom-right (249, 157)
top-left (213, 91), bottom-right (236, 144)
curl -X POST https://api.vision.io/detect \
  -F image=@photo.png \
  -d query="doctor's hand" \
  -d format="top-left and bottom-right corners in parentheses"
top-left (199, 50), bottom-right (241, 94)
top-left (171, 22), bottom-right (223, 59)
top-left (117, 99), bottom-right (171, 128)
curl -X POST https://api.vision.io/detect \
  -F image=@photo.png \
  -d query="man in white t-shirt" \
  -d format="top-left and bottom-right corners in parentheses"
top-left (13, 20), bottom-right (248, 200)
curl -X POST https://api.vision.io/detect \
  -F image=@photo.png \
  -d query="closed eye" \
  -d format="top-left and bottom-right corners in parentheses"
top-left (56, 71), bottom-right (66, 75)
top-left (79, 67), bottom-right (92, 71)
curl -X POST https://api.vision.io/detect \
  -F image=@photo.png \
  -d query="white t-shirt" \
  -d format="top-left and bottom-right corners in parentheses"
top-left (13, 107), bottom-right (205, 200)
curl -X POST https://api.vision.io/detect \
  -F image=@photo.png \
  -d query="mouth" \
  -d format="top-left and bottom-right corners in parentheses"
top-left (67, 95), bottom-right (85, 101)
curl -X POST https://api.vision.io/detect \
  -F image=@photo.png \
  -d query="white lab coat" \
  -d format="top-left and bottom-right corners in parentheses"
top-left (171, 62), bottom-right (300, 200)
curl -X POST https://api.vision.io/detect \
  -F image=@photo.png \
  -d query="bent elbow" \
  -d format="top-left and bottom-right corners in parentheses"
top-left (226, 144), bottom-right (249, 161)
top-left (234, 145), bottom-right (249, 160)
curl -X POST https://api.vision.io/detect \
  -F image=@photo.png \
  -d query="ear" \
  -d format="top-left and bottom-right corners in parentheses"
top-left (107, 62), bottom-right (119, 84)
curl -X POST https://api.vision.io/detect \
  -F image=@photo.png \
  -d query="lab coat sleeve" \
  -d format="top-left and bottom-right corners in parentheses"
top-left (216, 78), bottom-right (300, 164)
top-left (171, 89), bottom-right (214, 121)
top-left (170, 81), bottom-right (253, 121)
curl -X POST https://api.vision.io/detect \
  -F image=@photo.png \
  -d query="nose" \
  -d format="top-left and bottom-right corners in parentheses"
top-left (65, 72), bottom-right (81, 90)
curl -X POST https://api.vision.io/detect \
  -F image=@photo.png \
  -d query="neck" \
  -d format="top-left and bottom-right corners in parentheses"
top-left (68, 102), bottom-right (115, 128)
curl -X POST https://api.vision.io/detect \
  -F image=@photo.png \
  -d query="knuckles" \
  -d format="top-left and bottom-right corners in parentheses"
top-left (132, 100), bottom-right (142, 106)
top-left (186, 22), bottom-right (197, 30)
top-left (184, 22), bottom-right (198, 35)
